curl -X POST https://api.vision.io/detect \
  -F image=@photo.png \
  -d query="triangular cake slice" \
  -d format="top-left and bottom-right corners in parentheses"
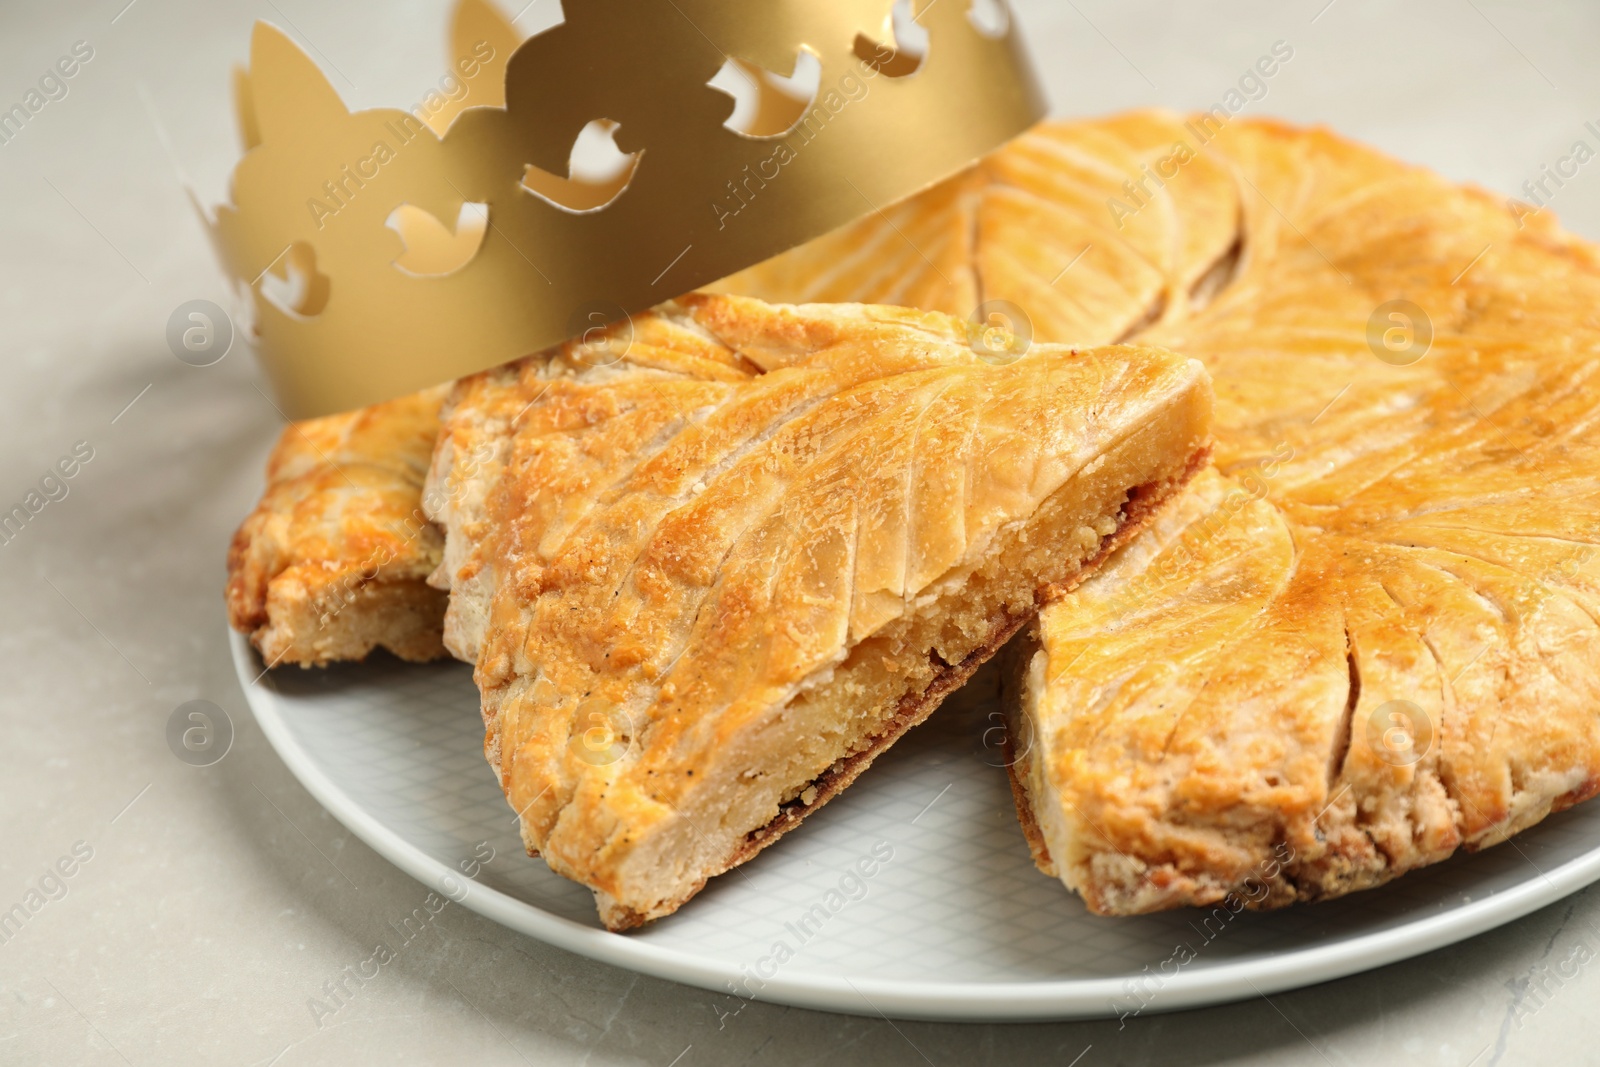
top-left (227, 385), bottom-right (451, 666)
top-left (425, 293), bottom-right (1212, 929)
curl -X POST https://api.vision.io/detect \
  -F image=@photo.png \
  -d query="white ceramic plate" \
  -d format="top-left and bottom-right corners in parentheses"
top-left (232, 629), bottom-right (1600, 1021)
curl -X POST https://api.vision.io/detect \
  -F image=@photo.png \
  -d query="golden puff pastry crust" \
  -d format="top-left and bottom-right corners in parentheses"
top-left (715, 112), bottom-right (1242, 345)
top-left (987, 114), bottom-right (1600, 915)
top-left (426, 293), bottom-right (1213, 928)
top-left (226, 112), bottom-right (1240, 668)
top-left (226, 386), bottom-right (450, 667)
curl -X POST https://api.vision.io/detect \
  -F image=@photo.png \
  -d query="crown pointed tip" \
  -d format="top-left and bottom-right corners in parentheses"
top-left (247, 19), bottom-right (297, 61)
top-left (247, 19), bottom-right (349, 139)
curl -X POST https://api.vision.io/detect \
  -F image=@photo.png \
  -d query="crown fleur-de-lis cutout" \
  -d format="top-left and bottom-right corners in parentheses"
top-left (709, 51), bottom-right (822, 138)
top-left (431, 0), bottom-right (520, 133)
top-left (258, 241), bottom-right (331, 319)
top-left (855, 0), bottom-right (930, 78)
top-left (387, 203), bottom-right (489, 276)
top-left (520, 119), bottom-right (643, 213)
top-left (205, 0), bottom-right (1045, 416)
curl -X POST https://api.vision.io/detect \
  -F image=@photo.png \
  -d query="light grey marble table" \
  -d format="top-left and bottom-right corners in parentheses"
top-left (3, 1), bottom-right (1599, 1063)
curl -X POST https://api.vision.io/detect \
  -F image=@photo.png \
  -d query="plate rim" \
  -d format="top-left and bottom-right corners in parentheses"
top-left (232, 629), bottom-right (1600, 1022)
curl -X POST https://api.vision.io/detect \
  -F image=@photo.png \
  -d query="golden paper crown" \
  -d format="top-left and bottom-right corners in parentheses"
top-left (205, 0), bottom-right (1045, 416)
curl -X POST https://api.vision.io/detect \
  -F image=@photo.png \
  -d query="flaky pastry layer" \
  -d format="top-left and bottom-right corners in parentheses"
top-left (426, 293), bottom-right (1212, 927)
top-left (226, 387), bottom-right (449, 667)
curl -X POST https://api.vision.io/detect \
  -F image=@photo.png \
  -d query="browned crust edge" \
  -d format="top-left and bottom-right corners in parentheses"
top-left (602, 442), bottom-right (1213, 931)
top-left (1000, 626), bottom-right (1053, 874)
top-left (1006, 747), bottom-right (1053, 872)
top-left (233, 573), bottom-right (450, 668)
top-left (1000, 446), bottom-right (1215, 879)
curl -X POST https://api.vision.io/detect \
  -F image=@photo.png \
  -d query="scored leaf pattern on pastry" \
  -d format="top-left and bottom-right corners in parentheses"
top-left (727, 112), bottom-right (1600, 911)
top-left (226, 385), bottom-right (451, 666)
top-left (427, 294), bottom-right (1208, 922)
